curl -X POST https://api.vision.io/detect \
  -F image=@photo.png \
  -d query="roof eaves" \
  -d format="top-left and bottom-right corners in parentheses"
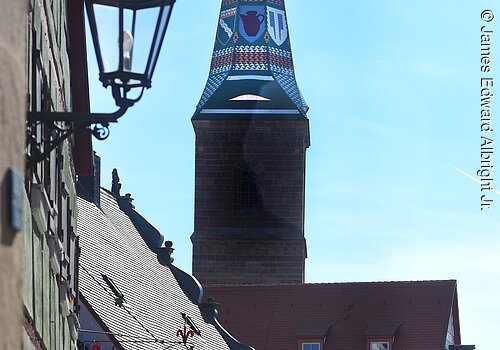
top-left (156, 248), bottom-right (256, 350)
top-left (192, 111), bottom-right (307, 121)
top-left (157, 252), bottom-right (204, 305)
top-left (432, 279), bottom-right (459, 349)
top-left (116, 195), bottom-right (164, 250)
top-left (200, 301), bottom-right (255, 350)
top-left (450, 281), bottom-right (461, 345)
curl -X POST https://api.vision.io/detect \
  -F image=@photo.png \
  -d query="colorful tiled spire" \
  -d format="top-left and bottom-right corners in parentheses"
top-left (193, 0), bottom-right (308, 119)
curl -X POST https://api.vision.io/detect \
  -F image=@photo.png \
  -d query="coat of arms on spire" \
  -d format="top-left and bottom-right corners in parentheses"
top-left (217, 7), bottom-right (237, 45)
top-left (266, 6), bottom-right (287, 46)
top-left (193, 0), bottom-right (309, 119)
top-left (239, 6), bottom-right (266, 43)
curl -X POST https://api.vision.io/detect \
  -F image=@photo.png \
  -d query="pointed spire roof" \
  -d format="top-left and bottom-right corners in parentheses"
top-left (193, 0), bottom-right (308, 120)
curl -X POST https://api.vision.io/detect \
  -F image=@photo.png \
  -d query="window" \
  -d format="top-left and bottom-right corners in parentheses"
top-left (370, 341), bottom-right (390, 350)
top-left (302, 343), bottom-right (321, 350)
top-left (239, 169), bottom-right (259, 211)
top-left (233, 159), bottom-right (264, 213)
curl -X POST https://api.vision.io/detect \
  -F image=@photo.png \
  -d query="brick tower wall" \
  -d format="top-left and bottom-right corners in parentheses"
top-left (192, 119), bottom-right (310, 285)
top-left (192, 238), bottom-right (306, 285)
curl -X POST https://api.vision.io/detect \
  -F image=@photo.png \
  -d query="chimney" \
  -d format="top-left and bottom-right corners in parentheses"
top-left (77, 152), bottom-right (101, 207)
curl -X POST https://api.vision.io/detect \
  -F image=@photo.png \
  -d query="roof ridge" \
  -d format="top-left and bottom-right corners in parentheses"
top-left (205, 279), bottom-right (458, 288)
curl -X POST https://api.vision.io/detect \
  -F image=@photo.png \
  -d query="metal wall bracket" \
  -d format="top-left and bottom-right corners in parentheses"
top-left (26, 106), bottom-right (128, 166)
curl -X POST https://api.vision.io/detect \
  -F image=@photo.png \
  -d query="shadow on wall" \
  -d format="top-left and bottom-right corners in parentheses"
top-left (1, 167), bottom-right (23, 246)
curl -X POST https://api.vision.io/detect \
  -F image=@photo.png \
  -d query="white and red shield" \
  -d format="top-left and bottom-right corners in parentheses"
top-left (267, 6), bottom-right (288, 46)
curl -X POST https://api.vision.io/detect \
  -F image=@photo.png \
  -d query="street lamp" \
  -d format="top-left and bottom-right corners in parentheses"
top-left (86, 0), bottom-right (175, 109)
top-left (27, 0), bottom-right (175, 162)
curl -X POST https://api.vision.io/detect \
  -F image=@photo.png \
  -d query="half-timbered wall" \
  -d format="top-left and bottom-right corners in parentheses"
top-left (24, 0), bottom-right (80, 348)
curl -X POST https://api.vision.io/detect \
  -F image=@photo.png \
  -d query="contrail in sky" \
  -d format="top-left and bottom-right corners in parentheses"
top-left (454, 167), bottom-right (500, 195)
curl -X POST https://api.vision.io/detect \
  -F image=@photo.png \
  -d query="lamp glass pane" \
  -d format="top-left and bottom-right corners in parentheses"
top-left (126, 6), bottom-right (160, 76)
top-left (147, 5), bottom-right (172, 79)
top-left (93, 4), bottom-right (119, 73)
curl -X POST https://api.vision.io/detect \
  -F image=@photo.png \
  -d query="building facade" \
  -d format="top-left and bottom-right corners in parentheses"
top-left (0, 0), bottom-right (90, 347)
top-left (23, 0), bottom-right (90, 348)
top-left (204, 281), bottom-right (463, 350)
top-left (0, 0), bottom-right (27, 348)
top-left (191, 0), bottom-right (310, 285)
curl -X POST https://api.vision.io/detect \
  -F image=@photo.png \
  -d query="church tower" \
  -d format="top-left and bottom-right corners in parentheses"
top-left (191, 0), bottom-right (310, 285)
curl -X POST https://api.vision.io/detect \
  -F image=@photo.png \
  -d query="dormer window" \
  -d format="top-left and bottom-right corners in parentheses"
top-left (365, 324), bottom-right (398, 350)
top-left (296, 325), bottom-right (328, 350)
top-left (370, 341), bottom-right (390, 350)
top-left (302, 343), bottom-right (321, 350)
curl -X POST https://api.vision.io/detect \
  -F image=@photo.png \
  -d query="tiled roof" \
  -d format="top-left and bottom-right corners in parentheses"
top-left (77, 189), bottom-right (249, 350)
top-left (204, 280), bottom-right (459, 350)
top-left (193, 0), bottom-right (308, 120)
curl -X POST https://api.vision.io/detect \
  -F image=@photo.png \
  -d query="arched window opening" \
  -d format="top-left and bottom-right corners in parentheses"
top-left (239, 169), bottom-right (258, 211)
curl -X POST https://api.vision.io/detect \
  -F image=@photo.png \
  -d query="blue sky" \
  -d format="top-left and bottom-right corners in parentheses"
top-left (88, 1), bottom-right (499, 349)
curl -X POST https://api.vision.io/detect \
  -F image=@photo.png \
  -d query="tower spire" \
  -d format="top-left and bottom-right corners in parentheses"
top-left (191, 0), bottom-right (310, 285)
top-left (193, 0), bottom-right (308, 119)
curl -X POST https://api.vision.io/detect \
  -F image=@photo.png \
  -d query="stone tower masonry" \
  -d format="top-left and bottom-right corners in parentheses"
top-left (191, 0), bottom-right (310, 285)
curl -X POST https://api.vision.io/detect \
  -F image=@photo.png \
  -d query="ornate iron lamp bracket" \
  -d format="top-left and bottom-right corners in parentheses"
top-left (27, 106), bottom-right (128, 166)
top-left (26, 0), bottom-right (176, 166)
